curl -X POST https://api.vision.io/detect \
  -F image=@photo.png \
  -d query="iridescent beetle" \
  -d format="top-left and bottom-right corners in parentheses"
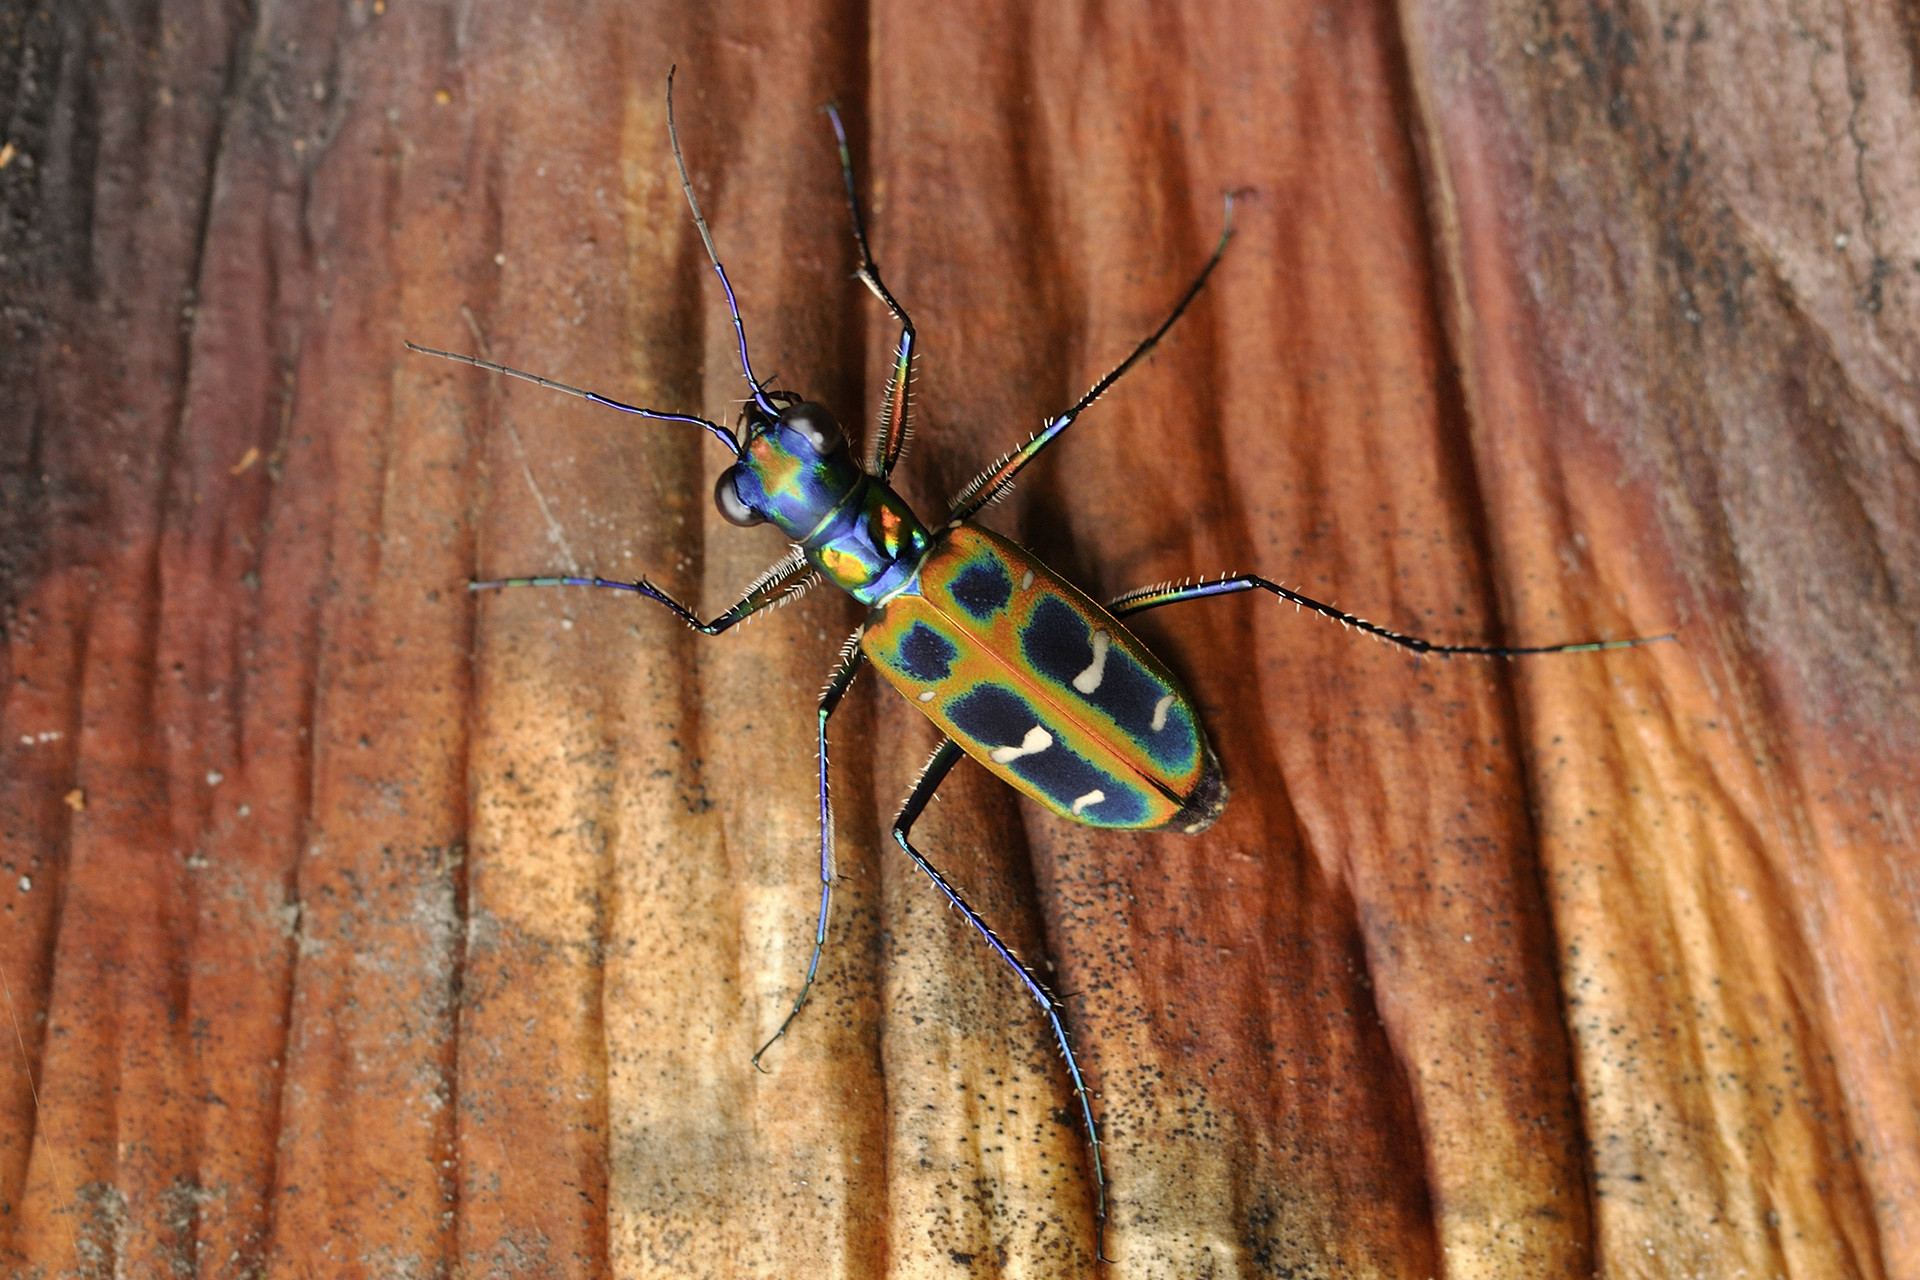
top-left (409, 72), bottom-right (1665, 1252)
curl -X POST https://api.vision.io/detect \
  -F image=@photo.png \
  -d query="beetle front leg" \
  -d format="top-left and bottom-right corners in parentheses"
top-left (823, 103), bottom-right (917, 481)
top-left (470, 547), bottom-right (817, 637)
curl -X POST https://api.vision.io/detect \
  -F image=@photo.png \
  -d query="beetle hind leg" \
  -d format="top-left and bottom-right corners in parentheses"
top-left (891, 738), bottom-right (1111, 1256)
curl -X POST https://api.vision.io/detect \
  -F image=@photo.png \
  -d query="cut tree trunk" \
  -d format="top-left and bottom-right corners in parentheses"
top-left (1, 2), bottom-right (1912, 1277)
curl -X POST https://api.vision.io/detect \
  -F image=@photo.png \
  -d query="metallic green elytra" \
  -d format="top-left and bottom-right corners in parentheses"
top-left (864, 525), bottom-right (1226, 832)
top-left (420, 74), bottom-right (1670, 1260)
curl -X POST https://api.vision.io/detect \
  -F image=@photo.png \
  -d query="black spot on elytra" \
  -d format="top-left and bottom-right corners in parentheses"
top-left (1022, 596), bottom-right (1095, 681)
top-left (949, 557), bottom-right (1012, 619)
top-left (947, 684), bottom-right (1033, 749)
top-left (897, 622), bottom-right (957, 682)
top-left (1021, 598), bottom-right (1197, 772)
top-left (947, 684), bottom-right (1148, 826)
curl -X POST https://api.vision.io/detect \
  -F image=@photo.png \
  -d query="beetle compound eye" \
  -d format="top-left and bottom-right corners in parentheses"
top-left (781, 403), bottom-right (845, 456)
top-left (714, 467), bottom-right (767, 527)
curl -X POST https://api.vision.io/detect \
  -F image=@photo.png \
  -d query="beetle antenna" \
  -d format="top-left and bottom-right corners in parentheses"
top-left (404, 342), bottom-right (740, 454)
top-left (666, 67), bottom-right (780, 419)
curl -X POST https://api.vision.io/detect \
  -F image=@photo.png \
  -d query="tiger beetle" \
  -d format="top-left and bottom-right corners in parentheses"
top-left (409, 70), bottom-right (1669, 1258)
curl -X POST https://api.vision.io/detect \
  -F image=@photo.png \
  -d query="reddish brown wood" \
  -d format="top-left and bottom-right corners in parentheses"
top-left (1, 1), bottom-right (1912, 1277)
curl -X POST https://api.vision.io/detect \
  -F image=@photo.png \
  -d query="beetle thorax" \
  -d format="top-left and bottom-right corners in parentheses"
top-left (711, 398), bottom-right (932, 606)
top-left (803, 477), bottom-right (932, 606)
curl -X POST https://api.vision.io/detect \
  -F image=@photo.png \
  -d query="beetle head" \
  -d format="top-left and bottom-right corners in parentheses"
top-left (713, 394), bottom-right (863, 534)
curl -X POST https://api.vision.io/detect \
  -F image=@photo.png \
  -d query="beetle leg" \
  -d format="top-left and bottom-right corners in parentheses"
top-left (470, 547), bottom-right (818, 637)
top-left (947, 193), bottom-right (1239, 522)
top-left (823, 103), bottom-right (918, 481)
top-left (752, 635), bottom-right (868, 1070)
top-left (891, 737), bottom-right (1110, 1255)
top-left (1110, 574), bottom-right (1674, 658)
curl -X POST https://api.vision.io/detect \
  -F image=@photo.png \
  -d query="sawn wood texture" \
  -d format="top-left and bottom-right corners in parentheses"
top-left (1, 2), bottom-right (1913, 1276)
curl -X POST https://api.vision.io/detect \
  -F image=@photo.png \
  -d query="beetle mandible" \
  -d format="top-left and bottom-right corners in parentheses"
top-left (409, 70), bottom-right (1667, 1252)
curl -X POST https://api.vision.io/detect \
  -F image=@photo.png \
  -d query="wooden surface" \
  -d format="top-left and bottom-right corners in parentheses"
top-left (2, 1), bottom-right (1913, 1276)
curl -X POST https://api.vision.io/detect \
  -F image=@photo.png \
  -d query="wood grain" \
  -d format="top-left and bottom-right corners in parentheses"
top-left (1, 1), bottom-right (1911, 1276)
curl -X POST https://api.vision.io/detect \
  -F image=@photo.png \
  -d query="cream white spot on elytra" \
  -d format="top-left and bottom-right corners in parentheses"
top-left (1020, 569), bottom-right (1035, 590)
top-left (1150, 693), bottom-right (1175, 732)
top-left (989, 725), bottom-right (1053, 764)
top-left (1072, 630), bottom-right (1111, 693)
top-left (1070, 789), bottom-right (1106, 816)
top-left (917, 690), bottom-right (936, 702)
